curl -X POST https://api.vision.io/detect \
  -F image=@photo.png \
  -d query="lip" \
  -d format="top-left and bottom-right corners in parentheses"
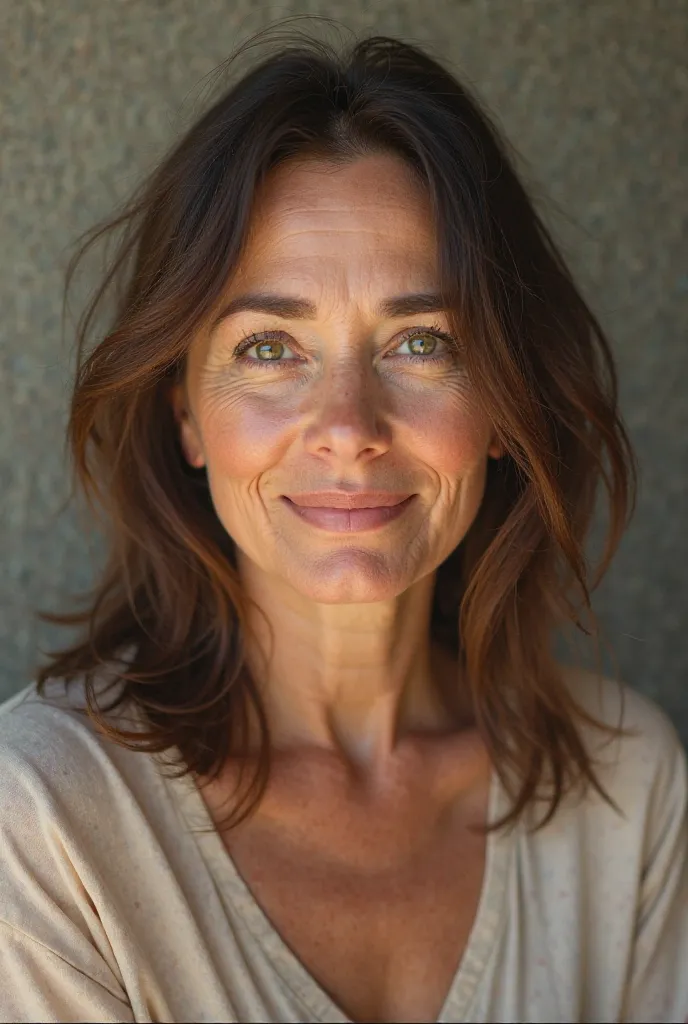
top-left (281, 494), bottom-right (416, 532)
top-left (284, 491), bottom-right (413, 509)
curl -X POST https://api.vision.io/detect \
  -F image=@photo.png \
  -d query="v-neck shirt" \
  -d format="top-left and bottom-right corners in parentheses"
top-left (165, 764), bottom-right (510, 1023)
top-left (0, 666), bottom-right (686, 1022)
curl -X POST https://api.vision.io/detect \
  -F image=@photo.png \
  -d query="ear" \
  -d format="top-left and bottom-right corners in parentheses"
top-left (487, 431), bottom-right (505, 460)
top-left (169, 383), bottom-right (206, 469)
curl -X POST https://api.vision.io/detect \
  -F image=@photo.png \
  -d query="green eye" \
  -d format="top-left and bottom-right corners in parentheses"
top-left (232, 332), bottom-right (298, 367)
top-left (254, 340), bottom-right (287, 361)
top-left (231, 322), bottom-right (460, 372)
top-left (402, 333), bottom-right (440, 357)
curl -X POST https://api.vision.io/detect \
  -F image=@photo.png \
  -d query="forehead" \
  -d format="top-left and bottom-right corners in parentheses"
top-left (232, 154), bottom-right (439, 296)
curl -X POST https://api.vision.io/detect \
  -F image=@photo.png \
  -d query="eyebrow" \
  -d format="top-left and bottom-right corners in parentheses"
top-left (210, 291), bottom-right (447, 331)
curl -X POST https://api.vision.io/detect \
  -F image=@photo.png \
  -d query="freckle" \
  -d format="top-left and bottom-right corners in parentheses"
top-left (134, 900), bottom-right (141, 910)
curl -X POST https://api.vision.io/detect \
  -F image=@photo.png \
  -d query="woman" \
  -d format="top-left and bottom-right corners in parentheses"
top-left (0, 25), bottom-right (686, 1024)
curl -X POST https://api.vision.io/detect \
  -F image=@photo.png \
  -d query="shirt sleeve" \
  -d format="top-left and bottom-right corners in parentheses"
top-left (0, 743), bottom-right (135, 1023)
top-left (0, 922), bottom-right (134, 1024)
top-left (621, 715), bottom-right (688, 1024)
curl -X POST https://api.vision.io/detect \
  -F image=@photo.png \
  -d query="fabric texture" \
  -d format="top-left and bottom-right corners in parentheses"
top-left (0, 666), bottom-right (686, 1023)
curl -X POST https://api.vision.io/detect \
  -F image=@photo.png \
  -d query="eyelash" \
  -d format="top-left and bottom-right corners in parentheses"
top-left (230, 321), bottom-right (460, 371)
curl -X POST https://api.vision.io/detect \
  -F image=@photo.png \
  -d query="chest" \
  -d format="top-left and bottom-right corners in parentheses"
top-left (221, 811), bottom-right (487, 1023)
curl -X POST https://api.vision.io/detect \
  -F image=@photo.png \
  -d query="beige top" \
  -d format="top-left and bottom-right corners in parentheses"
top-left (0, 666), bottom-right (686, 1024)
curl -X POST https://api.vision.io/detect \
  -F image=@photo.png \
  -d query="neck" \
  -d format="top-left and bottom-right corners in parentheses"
top-left (235, 550), bottom-right (469, 776)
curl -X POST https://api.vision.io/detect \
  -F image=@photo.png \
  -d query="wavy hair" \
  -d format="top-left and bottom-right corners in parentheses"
top-left (37, 20), bottom-right (637, 830)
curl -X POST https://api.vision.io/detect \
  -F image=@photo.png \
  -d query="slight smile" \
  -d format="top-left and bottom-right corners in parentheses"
top-left (280, 494), bottom-right (416, 532)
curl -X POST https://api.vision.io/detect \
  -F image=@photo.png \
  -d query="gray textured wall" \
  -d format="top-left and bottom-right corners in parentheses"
top-left (1, 1), bottom-right (686, 745)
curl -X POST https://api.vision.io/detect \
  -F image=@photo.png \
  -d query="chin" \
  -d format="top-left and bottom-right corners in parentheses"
top-left (282, 548), bottom-right (416, 604)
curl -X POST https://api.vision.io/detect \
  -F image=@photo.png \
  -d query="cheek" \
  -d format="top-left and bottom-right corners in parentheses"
top-left (399, 392), bottom-right (493, 546)
top-left (195, 377), bottom-right (492, 487)
top-left (199, 391), bottom-right (294, 480)
top-left (398, 391), bottom-right (493, 478)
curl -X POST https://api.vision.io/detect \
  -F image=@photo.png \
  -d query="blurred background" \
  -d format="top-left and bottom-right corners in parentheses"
top-left (1, 0), bottom-right (686, 746)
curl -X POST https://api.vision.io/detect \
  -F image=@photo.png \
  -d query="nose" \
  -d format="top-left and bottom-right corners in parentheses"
top-left (301, 360), bottom-right (392, 466)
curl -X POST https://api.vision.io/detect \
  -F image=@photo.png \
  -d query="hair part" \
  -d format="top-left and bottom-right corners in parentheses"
top-left (38, 20), bottom-right (637, 832)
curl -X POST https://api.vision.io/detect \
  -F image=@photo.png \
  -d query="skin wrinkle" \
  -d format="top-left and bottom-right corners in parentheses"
top-left (171, 152), bottom-right (504, 783)
top-left (170, 154), bottom-right (503, 1023)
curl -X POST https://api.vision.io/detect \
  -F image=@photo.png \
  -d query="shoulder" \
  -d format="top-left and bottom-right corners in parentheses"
top-left (0, 680), bottom-right (157, 1019)
top-left (560, 663), bottom-right (686, 777)
top-left (0, 674), bottom-right (161, 848)
top-left (557, 663), bottom-right (687, 833)
top-left (0, 679), bottom-right (96, 793)
top-left (0, 675), bottom-right (128, 796)
top-left (0, 675), bottom-right (177, 942)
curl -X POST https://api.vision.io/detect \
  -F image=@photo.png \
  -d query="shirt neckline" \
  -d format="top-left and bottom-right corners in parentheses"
top-left (165, 763), bottom-right (514, 1023)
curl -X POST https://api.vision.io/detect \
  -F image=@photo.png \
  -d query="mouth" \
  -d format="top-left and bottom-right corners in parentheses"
top-left (284, 491), bottom-right (414, 509)
top-left (280, 494), bottom-right (416, 533)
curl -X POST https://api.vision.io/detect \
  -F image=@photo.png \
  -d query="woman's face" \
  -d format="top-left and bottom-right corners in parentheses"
top-left (173, 152), bottom-right (502, 604)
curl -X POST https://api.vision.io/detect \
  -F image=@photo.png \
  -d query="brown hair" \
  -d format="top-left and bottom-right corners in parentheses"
top-left (38, 20), bottom-right (637, 830)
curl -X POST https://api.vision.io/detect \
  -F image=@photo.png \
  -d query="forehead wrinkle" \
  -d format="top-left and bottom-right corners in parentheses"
top-left (242, 241), bottom-right (437, 286)
top-left (248, 222), bottom-right (435, 259)
top-left (264, 195), bottom-right (425, 220)
top-left (224, 260), bottom-right (443, 334)
top-left (250, 193), bottom-right (433, 242)
top-left (227, 273), bottom-right (442, 327)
